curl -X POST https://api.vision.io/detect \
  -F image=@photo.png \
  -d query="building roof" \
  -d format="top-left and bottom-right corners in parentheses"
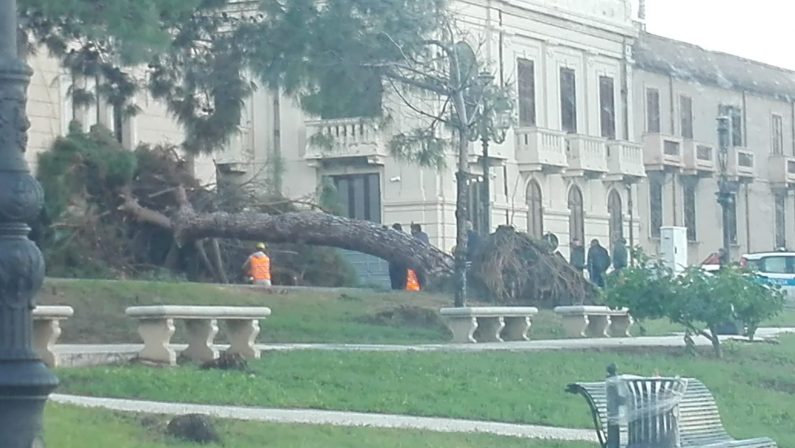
top-left (634, 32), bottom-right (795, 101)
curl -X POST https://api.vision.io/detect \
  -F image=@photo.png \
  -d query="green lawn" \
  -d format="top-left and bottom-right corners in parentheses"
top-left (39, 278), bottom-right (721, 344)
top-left (56, 337), bottom-right (795, 446)
top-left (46, 405), bottom-right (595, 448)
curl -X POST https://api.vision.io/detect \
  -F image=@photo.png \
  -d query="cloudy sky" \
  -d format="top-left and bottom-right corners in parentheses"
top-left (643, 0), bottom-right (795, 71)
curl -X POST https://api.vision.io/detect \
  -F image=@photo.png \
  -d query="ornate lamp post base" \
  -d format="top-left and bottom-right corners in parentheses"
top-left (0, 2), bottom-right (59, 444)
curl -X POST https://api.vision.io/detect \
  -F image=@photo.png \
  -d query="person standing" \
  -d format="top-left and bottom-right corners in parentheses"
top-left (409, 223), bottom-right (428, 290)
top-left (612, 237), bottom-right (628, 272)
top-left (243, 242), bottom-right (272, 286)
top-left (388, 223), bottom-right (409, 290)
top-left (587, 239), bottom-right (611, 287)
top-left (569, 239), bottom-right (586, 274)
top-left (410, 223), bottom-right (430, 245)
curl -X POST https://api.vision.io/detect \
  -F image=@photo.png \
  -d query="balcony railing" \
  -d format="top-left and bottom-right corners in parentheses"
top-left (607, 141), bottom-right (645, 179)
top-left (566, 135), bottom-right (608, 174)
top-left (643, 134), bottom-right (683, 169)
top-left (305, 118), bottom-right (386, 162)
top-left (515, 127), bottom-right (567, 171)
top-left (683, 141), bottom-right (715, 174)
top-left (769, 154), bottom-right (795, 185)
top-left (726, 147), bottom-right (755, 178)
top-left (215, 125), bottom-right (254, 172)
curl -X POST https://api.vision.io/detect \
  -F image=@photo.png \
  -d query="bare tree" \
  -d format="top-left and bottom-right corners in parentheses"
top-left (378, 17), bottom-right (513, 306)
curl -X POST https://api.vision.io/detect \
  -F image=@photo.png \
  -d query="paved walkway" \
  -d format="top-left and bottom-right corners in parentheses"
top-left (50, 393), bottom-right (597, 442)
top-left (54, 328), bottom-right (795, 367)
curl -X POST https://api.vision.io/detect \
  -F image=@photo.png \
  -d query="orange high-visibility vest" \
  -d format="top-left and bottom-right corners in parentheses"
top-left (406, 269), bottom-right (421, 292)
top-left (249, 254), bottom-right (271, 281)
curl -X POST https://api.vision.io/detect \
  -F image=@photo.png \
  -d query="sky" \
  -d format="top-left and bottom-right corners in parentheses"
top-left (643, 0), bottom-right (795, 71)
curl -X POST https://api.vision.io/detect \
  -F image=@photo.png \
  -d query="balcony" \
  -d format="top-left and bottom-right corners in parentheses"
top-left (515, 127), bottom-right (567, 172)
top-left (726, 147), bottom-right (755, 179)
top-left (643, 134), bottom-right (683, 170)
top-left (215, 125), bottom-right (254, 173)
top-left (606, 141), bottom-right (645, 180)
top-left (769, 154), bottom-right (795, 186)
top-left (565, 135), bottom-right (608, 176)
top-left (683, 141), bottom-right (716, 175)
top-left (305, 118), bottom-right (387, 165)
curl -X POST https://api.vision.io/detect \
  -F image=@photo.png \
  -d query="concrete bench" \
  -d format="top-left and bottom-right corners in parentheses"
top-left (125, 306), bottom-right (271, 366)
top-left (32, 306), bottom-right (74, 368)
top-left (553, 306), bottom-right (633, 338)
top-left (439, 307), bottom-right (539, 343)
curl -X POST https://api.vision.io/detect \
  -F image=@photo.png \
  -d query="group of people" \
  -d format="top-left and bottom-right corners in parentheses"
top-left (569, 237), bottom-right (628, 287)
top-left (388, 223), bottom-right (430, 292)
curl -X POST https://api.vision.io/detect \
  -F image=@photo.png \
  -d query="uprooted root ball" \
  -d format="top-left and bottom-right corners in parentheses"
top-left (470, 226), bottom-right (598, 307)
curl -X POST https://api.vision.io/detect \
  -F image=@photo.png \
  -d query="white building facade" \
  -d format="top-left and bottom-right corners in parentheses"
top-left (30, 1), bottom-right (795, 283)
top-left (633, 33), bottom-right (795, 264)
top-left (218, 0), bottom-right (644, 263)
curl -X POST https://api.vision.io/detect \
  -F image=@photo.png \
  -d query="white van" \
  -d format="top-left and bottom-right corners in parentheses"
top-left (740, 251), bottom-right (795, 302)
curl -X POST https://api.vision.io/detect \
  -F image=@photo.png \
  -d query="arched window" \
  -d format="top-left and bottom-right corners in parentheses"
top-left (608, 189), bottom-right (623, 252)
top-left (526, 180), bottom-right (543, 238)
top-left (568, 186), bottom-right (585, 243)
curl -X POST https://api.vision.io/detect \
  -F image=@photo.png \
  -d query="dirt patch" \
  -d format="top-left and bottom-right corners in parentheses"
top-left (360, 305), bottom-right (447, 331)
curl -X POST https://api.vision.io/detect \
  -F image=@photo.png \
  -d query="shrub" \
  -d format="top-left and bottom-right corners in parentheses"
top-left (605, 251), bottom-right (785, 357)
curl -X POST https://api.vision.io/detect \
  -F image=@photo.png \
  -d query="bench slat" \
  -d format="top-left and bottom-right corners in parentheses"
top-left (567, 378), bottom-right (777, 448)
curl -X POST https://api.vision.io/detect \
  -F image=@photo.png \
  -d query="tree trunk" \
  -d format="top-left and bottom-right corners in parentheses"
top-left (707, 328), bottom-right (722, 358)
top-left (209, 238), bottom-right (230, 284)
top-left (170, 210), bottom-right (453, 278)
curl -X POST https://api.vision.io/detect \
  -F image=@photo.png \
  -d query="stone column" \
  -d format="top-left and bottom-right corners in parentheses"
top-left (0, 0), bottom-right (59, 445)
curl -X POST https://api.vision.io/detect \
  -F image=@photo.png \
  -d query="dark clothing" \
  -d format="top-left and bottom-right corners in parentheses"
top-left (612, 243), bottom-right (628, 271)
top-left (388, 262), bottom-right (408, 290)
top-left (413, 231), bottom-right (430, 245)
top-left (467, 230), bottom-right (481, 261)
top-left (587, 245), bottom-right (611, 288)
top-left (570, 246), bottom-right (586, 271)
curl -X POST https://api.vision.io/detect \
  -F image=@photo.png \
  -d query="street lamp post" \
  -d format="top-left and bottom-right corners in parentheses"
top-left (716, 116), bottom-right (734, 261)
top-left (0, 0), bottom-right (59, 446)
top-left (468, 71), bottom-right (511, 235)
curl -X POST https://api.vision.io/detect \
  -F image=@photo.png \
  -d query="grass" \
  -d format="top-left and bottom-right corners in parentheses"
top-left (38, 278), bottom-right (453, 344)
top-left (38, 278), bottom-right (726, 344)
top-left (45, 404), bottom-right (596, 448)
top-left (56, 337), bottom-right (795, 446)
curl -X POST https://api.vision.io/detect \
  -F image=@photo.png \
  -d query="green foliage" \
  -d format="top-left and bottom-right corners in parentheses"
top-left (605, 251), bottom-right (785, 356)
top-left (21, 0), bottom-right (447, 154)
top-left (388, 129), bottom-right (449, 169)
top-left (35, 125), bottom-right (139, 278)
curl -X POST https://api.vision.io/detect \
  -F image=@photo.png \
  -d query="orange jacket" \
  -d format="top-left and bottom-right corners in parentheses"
top-left (248, 252), bottom-right (271, 281)
top-left (406, 269), bottom-right (421, 292)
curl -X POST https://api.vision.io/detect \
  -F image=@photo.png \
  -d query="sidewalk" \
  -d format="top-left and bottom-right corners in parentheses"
top-left (50, 394), bottom-right (597, 442)
top-left (53, 327), bottom-right (795, 367)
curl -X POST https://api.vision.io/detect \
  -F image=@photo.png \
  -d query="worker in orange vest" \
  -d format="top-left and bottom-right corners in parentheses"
top-left (243, 242), bottom-right (272, 286)
top-left (406, 269), bottom-right (421, 292)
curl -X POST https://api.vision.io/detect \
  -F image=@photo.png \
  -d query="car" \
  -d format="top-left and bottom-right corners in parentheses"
top-left (740, 251), bottom-right (795, 301)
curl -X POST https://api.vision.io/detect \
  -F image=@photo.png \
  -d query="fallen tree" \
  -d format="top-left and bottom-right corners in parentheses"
top-left (38, 126), bottom-right (594, 303)
top-left (119, 187), bottom-right (455, 279)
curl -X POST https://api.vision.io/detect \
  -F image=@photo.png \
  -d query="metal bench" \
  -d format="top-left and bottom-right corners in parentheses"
top-left (567, 366), bottom-right (778, 448)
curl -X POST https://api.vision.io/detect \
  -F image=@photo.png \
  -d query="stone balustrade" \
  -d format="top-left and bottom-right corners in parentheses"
top-left (554, 306), bottom-right (633, 338)
top-left (439, 307), bottom-right (539, 343)
top-left (125, 306), bottom-right (271, 366)
top-left (32, 306), bottom-right (74, 368)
